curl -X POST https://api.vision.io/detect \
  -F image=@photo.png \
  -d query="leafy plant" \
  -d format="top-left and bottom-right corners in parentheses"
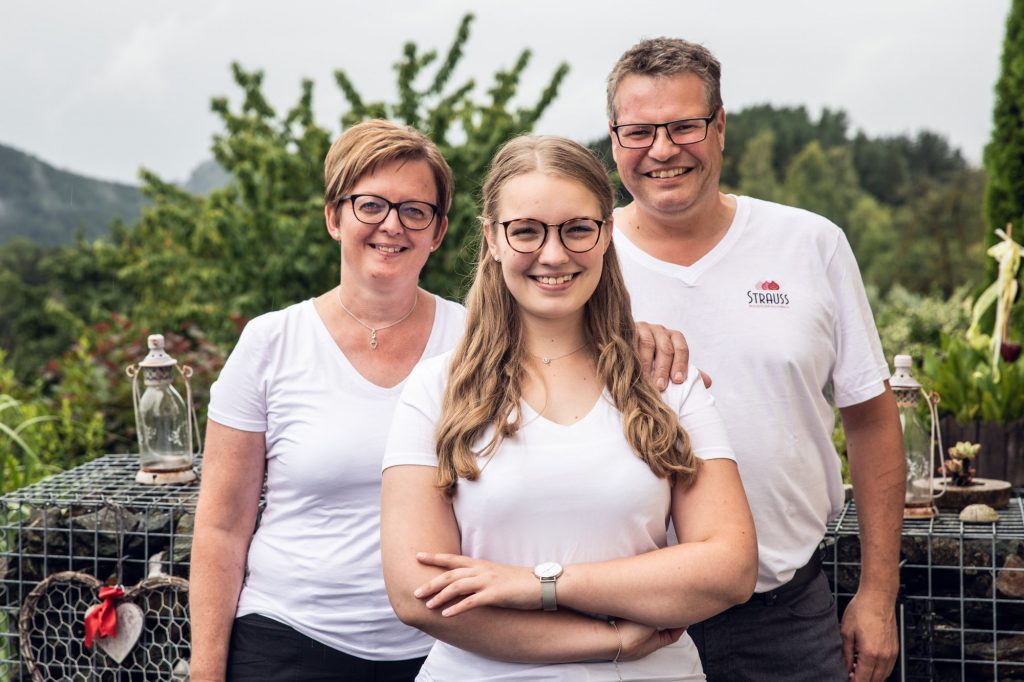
top-left (921, 333), bottom-right (1024, 423)
top-left (0, 350), bottom-right (103, 492)
top-left (967, 224), bottom-right (1022, 377)
top-left (942, 441), bottom-right (980, 486)
top-left (868, 284), bottom-right (971, 363)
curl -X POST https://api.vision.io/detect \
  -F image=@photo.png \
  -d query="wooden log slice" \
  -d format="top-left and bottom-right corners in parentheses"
top-left (911, 477), bottom-right (1012, 510)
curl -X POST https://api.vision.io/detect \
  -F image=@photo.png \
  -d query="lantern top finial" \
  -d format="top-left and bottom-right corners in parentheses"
top-left (139, 334), bottom-right (177, 369)
top-left (890, 354), bottom-right (921, 391)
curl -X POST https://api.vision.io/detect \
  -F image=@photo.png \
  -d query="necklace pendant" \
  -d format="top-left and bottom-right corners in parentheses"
top-left (369, 329), bottom-right (378, 350)
top-left (542, 357), bottom-right (552, 365)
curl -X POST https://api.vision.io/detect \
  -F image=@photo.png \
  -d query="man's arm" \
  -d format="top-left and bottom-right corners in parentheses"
top-left (839, 384), bottom-right (905, 682)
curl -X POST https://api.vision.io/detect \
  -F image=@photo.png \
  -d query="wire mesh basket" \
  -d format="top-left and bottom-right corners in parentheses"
top-left (825, 496), bottom-right (1024, 681)
top-left (0, 455), bottom-right (198, 681)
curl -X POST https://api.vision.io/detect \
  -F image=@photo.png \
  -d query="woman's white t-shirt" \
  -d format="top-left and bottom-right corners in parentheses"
top-left (208, 296), bottom-right (466, 660)
top-left (383, 351), bottom-right (735, 681)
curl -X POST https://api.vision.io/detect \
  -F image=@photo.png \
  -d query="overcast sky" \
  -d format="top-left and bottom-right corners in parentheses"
top-left (1, 1), bottom-right (1010, 186)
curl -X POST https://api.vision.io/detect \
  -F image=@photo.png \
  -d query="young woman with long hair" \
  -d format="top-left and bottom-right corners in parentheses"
top-left (381, 135), bottom-right (757, 680)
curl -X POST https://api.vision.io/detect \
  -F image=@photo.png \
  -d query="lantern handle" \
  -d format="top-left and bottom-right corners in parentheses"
top-left (176, 364), bottom-right (203, 456)
top-left (129, 367), bottom-right (145, 454)
top-left (925, 390), bottom-right (946, 499)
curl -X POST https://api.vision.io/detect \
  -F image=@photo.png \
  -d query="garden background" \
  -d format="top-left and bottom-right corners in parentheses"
top-left (1, 2), bottom-right (1022, 490)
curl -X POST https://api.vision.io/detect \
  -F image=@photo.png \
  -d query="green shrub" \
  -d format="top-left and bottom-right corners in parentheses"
top-left (921, 333), bottom-right (1024, 423)
top-left (868, 284), bottom-right (971, 363)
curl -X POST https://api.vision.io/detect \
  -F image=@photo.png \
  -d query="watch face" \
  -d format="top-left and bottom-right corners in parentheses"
top-left (534, 561), bottom-right (563, 579)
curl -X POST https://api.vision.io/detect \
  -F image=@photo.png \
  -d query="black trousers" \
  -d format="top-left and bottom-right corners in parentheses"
top-left (689, 571), bottom-right (847, 682)
top-left (226, 613), bottom-right (426, 682)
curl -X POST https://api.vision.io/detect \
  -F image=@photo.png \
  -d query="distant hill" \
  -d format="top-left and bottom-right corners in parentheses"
top-left (182, 158), bottom-right (232, 195)
top-left (0, 143), bottom-right (147, 246)
top-left (0, 145), bottom-right (235, 247)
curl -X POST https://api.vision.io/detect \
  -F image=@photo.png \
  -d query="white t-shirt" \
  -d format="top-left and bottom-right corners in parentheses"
top-left (614, 195), bottom-right (889, 591)
top-left (207, 296), bottom-right (466, 660)
top-left (383, 351), bottom-right (734, 681)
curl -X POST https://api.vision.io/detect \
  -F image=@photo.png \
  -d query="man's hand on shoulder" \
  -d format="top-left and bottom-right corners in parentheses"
top-left (633, 321), bottom-right (711, 390)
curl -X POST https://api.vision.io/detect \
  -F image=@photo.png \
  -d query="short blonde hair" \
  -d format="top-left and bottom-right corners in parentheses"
top-left (323, 119), bottom-right (453, 216)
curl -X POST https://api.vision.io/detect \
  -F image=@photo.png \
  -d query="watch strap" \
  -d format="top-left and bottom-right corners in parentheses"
top-left (540, 576), bottom-right (557, 611)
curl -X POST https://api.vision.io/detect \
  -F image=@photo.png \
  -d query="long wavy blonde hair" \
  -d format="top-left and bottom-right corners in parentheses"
top-left (435, 135), bottom-right (700, 495)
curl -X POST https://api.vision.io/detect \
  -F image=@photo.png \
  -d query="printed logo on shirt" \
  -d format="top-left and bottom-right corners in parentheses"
top-left (747, 280), bottom-right (790, 307)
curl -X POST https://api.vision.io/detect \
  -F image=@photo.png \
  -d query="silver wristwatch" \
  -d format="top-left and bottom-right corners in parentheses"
top-left (533, 561), bottom-right (564, 611)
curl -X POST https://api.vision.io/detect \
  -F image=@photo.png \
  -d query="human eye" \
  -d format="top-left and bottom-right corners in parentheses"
top-left (564, 220), bottom-right (598, 236)
top-left (670, 120), bottom-right (700, 134)
top-left (400, 202), bottom-right (430, 220)
top-left (355, 196), bottom-right (387, 214)
top-left (508, 220), bottom-right (543, 239)
top-left (622, 125), bottom-right (654, 139)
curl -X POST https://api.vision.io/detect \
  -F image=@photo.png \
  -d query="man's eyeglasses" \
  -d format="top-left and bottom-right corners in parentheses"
top-left (499, 218), bottom-right (605, 254)
top-left (611, 108), bottom-right (719, 149)
top-left (338, 194), bottom-right (439, 231)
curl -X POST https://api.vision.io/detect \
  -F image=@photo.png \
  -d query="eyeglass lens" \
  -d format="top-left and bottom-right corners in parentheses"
top-left (350, 194), bottom-right (435, 230)
top-left (505, 219), bottom-right (602, 253)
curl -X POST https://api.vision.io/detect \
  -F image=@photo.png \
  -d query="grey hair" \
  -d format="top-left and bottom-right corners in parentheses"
top-left (606, 37), bottom-right (722, 121)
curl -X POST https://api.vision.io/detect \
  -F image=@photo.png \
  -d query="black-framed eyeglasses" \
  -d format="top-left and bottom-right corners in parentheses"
top-left (611, 108), bottom-right (719, 149)
top-left (338, 194), bottom-right (439, 231)
top-left (498, 217), bottom-right (605, 254)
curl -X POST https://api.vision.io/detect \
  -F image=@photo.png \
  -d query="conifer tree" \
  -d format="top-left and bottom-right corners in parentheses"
top-left (983, 0), bottom-right (1024, 255)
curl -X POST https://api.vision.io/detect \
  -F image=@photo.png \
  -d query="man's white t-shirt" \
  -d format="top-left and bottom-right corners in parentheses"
top-left (614, 195), bottom-right (890, 592)
top-left (208, 296), bottom-right (466, 660)
top-left (383, 351), bottom-right (735, 681)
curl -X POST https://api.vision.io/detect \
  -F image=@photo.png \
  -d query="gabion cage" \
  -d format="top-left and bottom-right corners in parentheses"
top-left (825, 496), bottom-right (1024, 681)
top-left (0, 455), bottom-right (198, 681)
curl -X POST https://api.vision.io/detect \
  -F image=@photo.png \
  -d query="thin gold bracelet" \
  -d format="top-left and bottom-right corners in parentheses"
top-left (608, 619), bottom-right (623, 682)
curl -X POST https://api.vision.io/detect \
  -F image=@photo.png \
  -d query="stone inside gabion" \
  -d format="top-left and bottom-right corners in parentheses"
top-left (959, 503), bottom-right (1000, 523)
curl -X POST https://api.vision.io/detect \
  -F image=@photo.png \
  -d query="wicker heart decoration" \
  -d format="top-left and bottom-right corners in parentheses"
top-left (19, 571), bottom-right (190, 682)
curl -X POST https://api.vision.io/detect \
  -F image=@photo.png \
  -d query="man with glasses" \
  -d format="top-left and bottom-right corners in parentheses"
top-left (606, 38), bottom-right (904, 682)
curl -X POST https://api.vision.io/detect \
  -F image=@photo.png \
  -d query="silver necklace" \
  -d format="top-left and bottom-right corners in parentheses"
top-left (336, 288), bottom-right (418, 350)
top-left (529, 341), bottom-right (589, 365)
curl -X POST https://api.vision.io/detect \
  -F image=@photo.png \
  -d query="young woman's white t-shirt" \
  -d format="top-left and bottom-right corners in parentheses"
top-left (383, 351), bottom-right (735, 681)
top-left (208, 296), bottom-right (466, 660)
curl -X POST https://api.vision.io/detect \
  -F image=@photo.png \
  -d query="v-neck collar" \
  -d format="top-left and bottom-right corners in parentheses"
top-left (307, 296), bottom-right (443, 394)
top-left (613, 195), bottom-right (749, 286)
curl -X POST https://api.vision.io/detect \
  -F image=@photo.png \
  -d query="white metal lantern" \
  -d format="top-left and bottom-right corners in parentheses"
top-left (125, 334), bottom-right (198, 485)
top-left (890, 354), bottom-right (944, 518)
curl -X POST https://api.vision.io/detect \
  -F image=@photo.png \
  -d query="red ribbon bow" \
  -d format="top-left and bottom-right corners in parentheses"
top-left (84, 586), bottom-right (125, 648)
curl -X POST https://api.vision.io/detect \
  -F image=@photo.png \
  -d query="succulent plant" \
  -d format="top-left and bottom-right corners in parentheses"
top-left (942, 440), bottom-right (980, 486)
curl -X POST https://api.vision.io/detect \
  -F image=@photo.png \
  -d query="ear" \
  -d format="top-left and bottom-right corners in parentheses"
top-left (431, 216), bottom-right (449, 251)
top-left (608, 120), bottom-right (621, 166)
top-left (482, 220), bottom-right (501, 261)
top-left (325, 203), bottom-right (341, 241)
top-left (716, 107), bottom-right (727, 152)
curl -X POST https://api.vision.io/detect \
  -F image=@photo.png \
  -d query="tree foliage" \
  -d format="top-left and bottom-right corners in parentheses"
top-left (984, 0), bottom-right (1024, 254)
top-left (718, 105), bottom-right (985, 299)
top-left (114, 14), bottom-right (567, 343)
top-left (0, 15), bottom-right (569, 485)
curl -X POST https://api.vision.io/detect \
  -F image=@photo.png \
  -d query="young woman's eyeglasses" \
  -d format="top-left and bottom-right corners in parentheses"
top-left (611, 108), bottom-right (719, 149)
top-left (338, 194), bottom-right (439, 231)
top-left (499, 218), bottom-right (605, 254)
